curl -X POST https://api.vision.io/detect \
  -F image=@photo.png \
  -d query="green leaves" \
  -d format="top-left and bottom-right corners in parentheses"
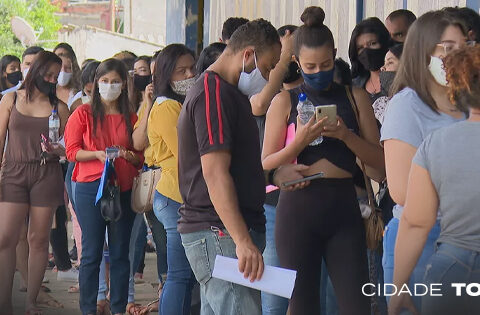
top-left (0, 0), bottom-right (61, 58)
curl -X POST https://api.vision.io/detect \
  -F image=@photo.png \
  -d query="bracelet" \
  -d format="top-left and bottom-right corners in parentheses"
top-left (267, 168), bottom-right (277, 186)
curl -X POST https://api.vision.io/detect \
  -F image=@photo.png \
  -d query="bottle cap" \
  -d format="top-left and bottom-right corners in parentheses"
top-left (298, 93), bottom-right (307, 102)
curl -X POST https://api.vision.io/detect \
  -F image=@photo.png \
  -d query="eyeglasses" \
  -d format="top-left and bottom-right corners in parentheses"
top-left (437, 40), bottom-right (476, 55)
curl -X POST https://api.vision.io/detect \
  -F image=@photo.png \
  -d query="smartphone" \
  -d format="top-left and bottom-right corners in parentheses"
top-left (41, 134), bottom-right (52, 151)
top-left (315, 105), bottom-right (337, 125)
top-left (106, 147), bottom-right (120, 159)
top-left (281, 172), bottom-right (325, 188)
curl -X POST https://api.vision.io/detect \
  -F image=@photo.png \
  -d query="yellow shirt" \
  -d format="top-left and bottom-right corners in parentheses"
top-left (135, 101), bottom-right (156, 167)
top-left (147, 98), bottom-right (183, 203)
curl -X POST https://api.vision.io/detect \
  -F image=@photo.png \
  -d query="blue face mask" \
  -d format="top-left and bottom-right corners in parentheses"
top-left (301, 67), bottom-right (334, 91)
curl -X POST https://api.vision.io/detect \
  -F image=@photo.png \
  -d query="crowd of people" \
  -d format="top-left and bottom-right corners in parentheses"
top-left (0, 4), bottom-right (479, 315)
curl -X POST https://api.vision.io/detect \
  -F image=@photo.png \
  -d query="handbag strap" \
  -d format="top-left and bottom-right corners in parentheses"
top-left (344, 86), bottom-right (376, 211)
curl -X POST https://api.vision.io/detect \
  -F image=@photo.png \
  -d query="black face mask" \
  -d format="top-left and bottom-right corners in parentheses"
top-left (133, 74), bottom-right (152, 91)
top-left (35, 76), bottom-right (56, 96)
top-left (379, 71), bottom-right (396, 95)
top-left (283, 61), bottom-right (302, 84)
top-left (358, 48), bottom-right (387, 71)
top-left (6, 71), bottom-right (22, 86)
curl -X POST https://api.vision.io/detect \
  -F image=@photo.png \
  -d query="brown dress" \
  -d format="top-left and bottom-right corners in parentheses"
top-left (0, 94), bottom-right (64, 207)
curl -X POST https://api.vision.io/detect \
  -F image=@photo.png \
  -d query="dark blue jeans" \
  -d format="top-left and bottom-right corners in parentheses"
top-left (74, 180), bottom-right (135, 315)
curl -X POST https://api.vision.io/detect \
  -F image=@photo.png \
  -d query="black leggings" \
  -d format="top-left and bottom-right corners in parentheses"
top-left (276, 178), bottom-right (370, 315)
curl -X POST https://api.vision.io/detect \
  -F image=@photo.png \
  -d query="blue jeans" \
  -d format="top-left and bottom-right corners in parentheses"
top-left (181, 227), bottom-right (266, 315)
top-left (128, 213), bottom-right (148, 303)
top-left (75, 181), bottom-right (135, 315)
top-left (383, 217), bottom-right (441, 312)
top-left (422, 243), bottom-right (480, 315)
top-left (153, 191), bottom-right (196, 315)
top-left (261, 204), bottom-right (288, 315)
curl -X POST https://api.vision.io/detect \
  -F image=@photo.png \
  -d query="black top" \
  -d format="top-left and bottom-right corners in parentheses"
top-left (177, 71), bottom-right (266, 233)
top-left (288, 82), bottom-right (359, 175)
top-left (352, 74), bottom-right (383, 103)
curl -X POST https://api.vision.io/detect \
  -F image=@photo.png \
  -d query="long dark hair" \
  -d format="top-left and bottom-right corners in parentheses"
top-left (21, 51), bottom-right (61, 107)
top-left (349, 17), bottom-right (391, 78)
top-left (90, 58), bottom-right (133, 143)
top-left (391, 11), bottom-right (466, 112)
top-left (54, 42), bottom-right (81, 92)
top-left (153, 44), bottom-right (195, 103)
top-left (0, 55), bottom-right (21, 91)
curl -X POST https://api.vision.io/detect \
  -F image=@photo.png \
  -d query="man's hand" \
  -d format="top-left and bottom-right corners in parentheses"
top-left (236, 238), bottom-right (264, 282)
top-left (273, 164), bottom-right (310, 191)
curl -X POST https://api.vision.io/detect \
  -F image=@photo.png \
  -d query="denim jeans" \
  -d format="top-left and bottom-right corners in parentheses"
top-left (153, 191), bottom-right (196, 315)
top-left (261, 204), bottom-right (288, 315)
top-left (75, 181), bottom-right (135, 315)
top-left (422, 243), bottom-right (480, 315)
top-left (145, 210), bottom-right (168, 278)
top-left (128, 213), bottom-right (148, 303)
top-left (383, 217), bottom-right (441, 312)
top-left (181, 227), bottom-right (266, 315)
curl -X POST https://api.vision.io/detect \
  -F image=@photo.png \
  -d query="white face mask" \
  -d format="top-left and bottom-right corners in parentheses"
top-left (237, 51), bottom-right (268, 98)
top-left (171, 77), bottom-right (196, 96)
top-left (23, 68), bottom-right (29, 79)
top-left (98, 82), bottom-right (123, 101)
top-left (428, 56), bottom-right (448, 86)
top-left (81, 95), bottom-right (91, 104)
top-left (57, 71), bottom-right (73, 87)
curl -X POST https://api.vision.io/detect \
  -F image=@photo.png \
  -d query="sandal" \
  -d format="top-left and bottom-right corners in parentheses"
top-left (68, 283), bottom-right (79, 293)
top-left (126, 303), bottom-right (148, 315)
top-left (36, 290), bottom-right (63, 309)
top-left (96, 299), bottom-right (111, 315)
top-left (144, 299), bottom-right (159, 313)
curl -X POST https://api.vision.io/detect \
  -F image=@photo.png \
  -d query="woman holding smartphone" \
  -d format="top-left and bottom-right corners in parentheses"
top-left (262, 7), bottom-right (384, 315)
top-left (65, 58), bottom-right (142, 315)
top-left (0, 51), bottom-right (69, 315)
top-left (144, 43), bottom-right (197, 315)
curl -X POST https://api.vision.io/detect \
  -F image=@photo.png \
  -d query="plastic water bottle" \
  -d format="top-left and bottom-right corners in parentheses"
top-left (297, 93), bottom-right (322, 145)
top-left (49, 109), bottom-right (60, 144)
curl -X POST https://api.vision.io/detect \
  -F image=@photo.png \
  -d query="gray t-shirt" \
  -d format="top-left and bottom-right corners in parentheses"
top-left (380, 87), bottom-right (465, 219)
top-left (413, 121), bottom-right (480, 253)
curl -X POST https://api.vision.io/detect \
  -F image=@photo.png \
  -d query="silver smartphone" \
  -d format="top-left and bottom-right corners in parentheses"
top-left (281, 172), bottom-right (325, 188)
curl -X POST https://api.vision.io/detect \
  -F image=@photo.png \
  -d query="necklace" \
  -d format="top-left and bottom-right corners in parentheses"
top-left (367, 78), bottom-right (380, 95)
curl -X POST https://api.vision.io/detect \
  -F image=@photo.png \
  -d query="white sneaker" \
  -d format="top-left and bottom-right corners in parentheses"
top-left (57, 268), bottom-right (79, 282)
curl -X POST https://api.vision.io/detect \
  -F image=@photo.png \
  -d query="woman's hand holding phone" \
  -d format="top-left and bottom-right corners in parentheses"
top-left (321, 116), bottom-right (352, 142)
top-left (295, 115), bottom-right (328, 148)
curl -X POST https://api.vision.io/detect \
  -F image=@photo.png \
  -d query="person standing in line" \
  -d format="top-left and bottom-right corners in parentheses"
top-left (389, 44), bottom-right (480, 315)
top-left (381, 10), bottom-right (469, 312)
top-left (64, 58), bottom-right (142, 315)
top-left (220, 17), bottom-right (249, 44)
top-left (262, 7), bottom-right (384, 315)
top-left (145, 43), bottom-right (198, 315)
top-left (53, 43), bottom-right (82, 108)
top-left (177, 18), bottom-right (309, 315)
top-left (0, 51), bottom-right (69, 315)
top-left (0, 55), bottom-right (22, 98)
top-left (385, 9), bottom-right (416, 45)
top-left (349, 17), bottom-right (391, 103)
top-left (21, 46), bottom-right (44, 78)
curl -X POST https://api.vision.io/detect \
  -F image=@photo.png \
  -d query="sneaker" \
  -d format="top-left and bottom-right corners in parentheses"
top-left (57, 268), bottom-right (79, 282)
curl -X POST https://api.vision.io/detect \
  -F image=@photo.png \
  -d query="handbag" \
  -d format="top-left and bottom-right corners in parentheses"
top-left (100, 158), bottom-right (122, 222)
top-left (131, 166), bottom-right (162, 214)
top-left (345, 86), bottom-right (385, 250)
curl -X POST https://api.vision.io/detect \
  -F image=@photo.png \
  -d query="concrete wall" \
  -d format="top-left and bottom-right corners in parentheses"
top-left (124, 0), bottom-right (167, 45)
top-left (204, 0), bottom-right (476, 61)
top-left (58, 25), bottom-right (163, 64)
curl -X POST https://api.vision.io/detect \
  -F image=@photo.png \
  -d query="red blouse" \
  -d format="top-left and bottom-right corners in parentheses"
top-left (65, 104), bottom-right (142, 192)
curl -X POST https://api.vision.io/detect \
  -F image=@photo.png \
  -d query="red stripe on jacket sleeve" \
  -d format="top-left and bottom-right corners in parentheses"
top-left (214, 75), bottom-right (224, 144)
top-left (203, 73), bottom-right (214, 145)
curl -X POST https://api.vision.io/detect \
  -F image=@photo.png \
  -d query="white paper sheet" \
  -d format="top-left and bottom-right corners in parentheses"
top-left (212, 255), bottom-right (297, 299)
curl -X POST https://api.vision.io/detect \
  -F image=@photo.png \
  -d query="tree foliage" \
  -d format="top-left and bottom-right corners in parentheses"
top-left (0, 0), bottom-right (61, 58)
